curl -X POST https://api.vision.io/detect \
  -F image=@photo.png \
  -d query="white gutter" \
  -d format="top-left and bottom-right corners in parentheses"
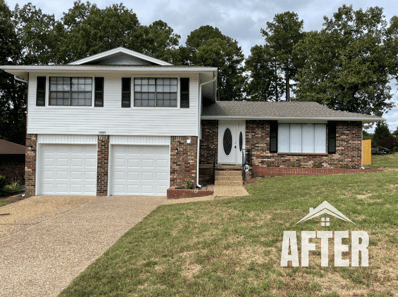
top-left (201, 116), bottom-right (383, 122)
top-left (0, 65), bottom-right (218, 72)
top-left (196, 73), bottom-right (217, 189)
top-left (14, 75), bottom-right (28, 84)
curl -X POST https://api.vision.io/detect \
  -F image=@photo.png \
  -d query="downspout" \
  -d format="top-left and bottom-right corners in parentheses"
top-left (14, 75), bottom-right (28, 84)
top-left (196, 73), bottom-right (217, 188)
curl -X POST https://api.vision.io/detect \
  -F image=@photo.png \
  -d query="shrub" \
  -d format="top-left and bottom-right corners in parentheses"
top-left (267, 162), bottom-right (271, 167)
top-left (0, 176), bottom-right (6, 193)
top-left (184, 178), bottom-right (193, 189)
top-left (316, 163), bottom-right (322, 168)
top-left (341, 165), bottom-right (347, 169)
top-left (376, 136), bottom-right (397, 151)
top-left (2, 181), bottom-right (21, 193)
top-left (291, 162), bottom-right (295, 168)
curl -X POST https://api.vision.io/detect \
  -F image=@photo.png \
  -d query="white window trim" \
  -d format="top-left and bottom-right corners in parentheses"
top-left (278, 123), bottom-right (327, 154)
top-left (45, 75), bottom-right (95, 109)
top-left (128, 75), bottom-right (187, 109)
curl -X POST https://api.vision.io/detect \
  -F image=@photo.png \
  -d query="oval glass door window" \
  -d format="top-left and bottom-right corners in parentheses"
top-left (239, 132), bottom-right (243, 151)
top-left (223, 128), bottom-right (232, 155)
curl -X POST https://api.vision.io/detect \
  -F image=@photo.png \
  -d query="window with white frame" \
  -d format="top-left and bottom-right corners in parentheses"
top-left (134, 78), bottom-right (178, 107)
top-left (278, 124), bottom-right (326, 153)
top-left (49, 77), bottom-right (92, 106)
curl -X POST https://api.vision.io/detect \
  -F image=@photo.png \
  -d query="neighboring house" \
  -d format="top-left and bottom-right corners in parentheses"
top-left (0, 47), bottom-right (382, 198)
top-left (0, 139), bottom-right (25, 185)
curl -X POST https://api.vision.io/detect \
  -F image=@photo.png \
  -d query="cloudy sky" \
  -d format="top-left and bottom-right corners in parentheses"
top-left (5, 0), bottom-right (398, 132)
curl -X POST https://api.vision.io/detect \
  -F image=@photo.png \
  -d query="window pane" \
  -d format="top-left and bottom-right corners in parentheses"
top-left (148, 93), bottom-right (155, 100)
top-left (135, 93), bottom-right (142, 99)
top-left (170, 85), bottom-right (177, 92)
top-left (170, 93), bottom-right (177, 100)
top-left (157, 100), bottom-right (164, 107)
top-left (142, 78), bottom-right (148, 85)
top-left (149, 99), bottom-right (155, 107)
top-left (135, 99), bottom-right (141, 106)
top-left (278, 124), bottom-right (290, 153)
top-left (141, 100), bottom-right (148, 107)
top-left (290, 124), bottom-right (302, 153)
top-left (315, 124), bottom-right (326, 153)
top-left (171, 78), bottom-right (177, 85)
top-left (302, 124), bottom-right (315, 153)
top-left (164, 93), bottom-right (170, 100)
top-left (164, 85), bottom-right (170, 92)
top-left (170, 100), bottom-right (177, 107)
top-left (135, 78), bottom-right (141, 85)
top-left (157, 93), bottom-right (163, 99)
top-left (149, 85), bottom-right (155, 92)
top-left (50, 84), bottom-right (57, 91)
top-left (157, 78), bottom-right (164, 85)
top-left (142, 93), bottom-right (149, 100)
top-left (156, 85), bottom-right (164, 92)
top-left (135, 85), bottom-right (141, 92)
top-left (84, 84), bottom-right (92, 91)
top-left (142, 85), bottom-right (149, 92)
top-left (163, 100), bottom-right (169, 107)
top-left (149, 78), bottom-right (155, 85)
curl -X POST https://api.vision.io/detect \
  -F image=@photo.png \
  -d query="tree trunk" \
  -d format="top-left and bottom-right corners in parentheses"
top-left (285, 61), bottom-right (290, 101)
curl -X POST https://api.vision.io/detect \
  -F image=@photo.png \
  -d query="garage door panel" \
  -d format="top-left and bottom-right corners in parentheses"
top-left (40, 144), bottom-right (97, 195)
top-left (111, 145), bottom-right (169, 196)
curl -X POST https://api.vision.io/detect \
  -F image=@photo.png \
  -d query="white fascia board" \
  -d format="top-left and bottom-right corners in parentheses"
top-left (0, 66), bottom-right (217, 73)
top-left (68, 47), bottom-right (172, 66)
top-left (201, 116), bottom-right (384, 123)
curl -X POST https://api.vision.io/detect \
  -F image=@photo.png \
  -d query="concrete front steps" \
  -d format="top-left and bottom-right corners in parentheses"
top-left (215, 170), bottom-right (243, 186)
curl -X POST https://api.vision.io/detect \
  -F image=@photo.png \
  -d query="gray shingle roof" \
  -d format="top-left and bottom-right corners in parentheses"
top-left (201, 101), bottom-right (383, 122)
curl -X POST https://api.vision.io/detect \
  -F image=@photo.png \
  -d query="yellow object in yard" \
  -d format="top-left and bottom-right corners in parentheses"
top-left (362, 139), bottom-right (371, 165)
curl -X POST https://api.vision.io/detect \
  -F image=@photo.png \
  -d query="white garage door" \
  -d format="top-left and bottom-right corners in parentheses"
top-left (39, 144), bottom-right (97, 195)
top-left (111, 145), bottom-right (169, 196)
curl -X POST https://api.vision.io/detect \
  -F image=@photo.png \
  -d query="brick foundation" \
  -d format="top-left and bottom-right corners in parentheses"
top-left (170, 136), bottom-right (197, 188)
top-left (167, 188), bottom-right (213, 199)
top-left (252, 166), bottom-right (381, 178)
top-left (96, 135), bottom-right (109, 196)
top-left (199, 121), bottom-right (218, 185)
top-left (25, 134), bottom-right (37, 198)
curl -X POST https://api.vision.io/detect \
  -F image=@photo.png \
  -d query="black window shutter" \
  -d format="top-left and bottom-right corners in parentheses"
top-left (36, 76), bottom-right (46, 106)
top-left (328, 122), bottom-right (336, 154)
top-left (122, 78), bottom-right (131, 107)
top-left (270, 121), bottom-right (278, 153)
top-left (180, 78), bottom-right (189, 108)
top-left (95, 77), bottom-right (104, 107)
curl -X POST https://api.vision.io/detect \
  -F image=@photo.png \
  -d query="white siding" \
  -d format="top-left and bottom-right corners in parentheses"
top-left (110, 136), bottom-right (170, 145)
top-left (38, 134), bottom-right (97, 144)
top-left (28, 72), bottom-right (199, 136)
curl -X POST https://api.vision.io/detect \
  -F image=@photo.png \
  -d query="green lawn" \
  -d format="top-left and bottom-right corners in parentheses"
top-left (366, 153), bottom-right (398, 169)
top-left (0, 197), bottom-right (8, 207)
top-left (60, 170), bottom-right (398, 296)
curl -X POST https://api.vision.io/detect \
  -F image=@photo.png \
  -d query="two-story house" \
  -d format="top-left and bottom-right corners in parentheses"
top-left (0, 47), bottom-right (382, 198)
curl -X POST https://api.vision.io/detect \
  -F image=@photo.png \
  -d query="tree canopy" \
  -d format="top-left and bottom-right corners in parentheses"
top-left (293, 5), bottom-right (398, 116)
top-left (181, 25), bottom-right (245, 101)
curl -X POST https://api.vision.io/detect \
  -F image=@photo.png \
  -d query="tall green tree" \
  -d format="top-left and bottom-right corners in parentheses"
top-left (182, 25), bottom-right (245, 101)
top-left (259, 12), bottom-right (304, 101)
top-left (373, 120), bottom-right (391, 144)
top-left (0, 1), bottom-right (26, 145)
top-left (245, 45), bottom-right (284, 101)
top-left (293, 5), bottom-right (398, 116)
top-left (13, 3), bottom-right (62, 64)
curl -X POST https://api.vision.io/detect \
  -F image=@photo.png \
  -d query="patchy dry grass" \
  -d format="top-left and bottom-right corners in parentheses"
top-left (60, 171), bottom-right (398, 296)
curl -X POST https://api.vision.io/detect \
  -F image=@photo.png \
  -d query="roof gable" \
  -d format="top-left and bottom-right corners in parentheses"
top-left (68, 47), bottom-right (172, 66)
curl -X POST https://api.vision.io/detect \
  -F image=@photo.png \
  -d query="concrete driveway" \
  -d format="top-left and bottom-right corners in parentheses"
top-left (0, 195), bottom-right (166, 297)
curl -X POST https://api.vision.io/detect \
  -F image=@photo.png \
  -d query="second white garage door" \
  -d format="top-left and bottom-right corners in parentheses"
top-left (110, 145), bottom-right (170, 196)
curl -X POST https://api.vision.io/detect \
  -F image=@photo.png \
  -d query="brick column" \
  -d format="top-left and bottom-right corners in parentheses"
top-left (170, 136), bottom-right (197, 188)
top-left (25, 134), bottom-right (37, 198)
top-left (97, 135), bottom-right (109, 196)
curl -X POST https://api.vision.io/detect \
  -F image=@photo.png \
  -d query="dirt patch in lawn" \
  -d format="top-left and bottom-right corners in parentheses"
top-left (0, 195), bottom-right (98, 237)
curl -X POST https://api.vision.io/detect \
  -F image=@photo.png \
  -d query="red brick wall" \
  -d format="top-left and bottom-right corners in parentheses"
top-left (97, 135), bottom-right (109, 196)
top-left (25, 134), bottom-right (37, 198)
top-left (246, 120), bottom-right (362, 169)
top-left (170, 136), bottom-right (197, 188)
top-left (0, 155), bottom-right (25, 185)
top-left (253, 167), bottom-right (380, 178)
top-left (200, 120), bottom-right (218, 164)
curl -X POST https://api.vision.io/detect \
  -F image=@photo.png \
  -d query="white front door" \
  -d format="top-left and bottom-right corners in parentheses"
top-left (218, 121), bottom-right (245, 164)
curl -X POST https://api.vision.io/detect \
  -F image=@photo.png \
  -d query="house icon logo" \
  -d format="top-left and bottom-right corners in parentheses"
top-left (296, 201), bottom-right (354, 225)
